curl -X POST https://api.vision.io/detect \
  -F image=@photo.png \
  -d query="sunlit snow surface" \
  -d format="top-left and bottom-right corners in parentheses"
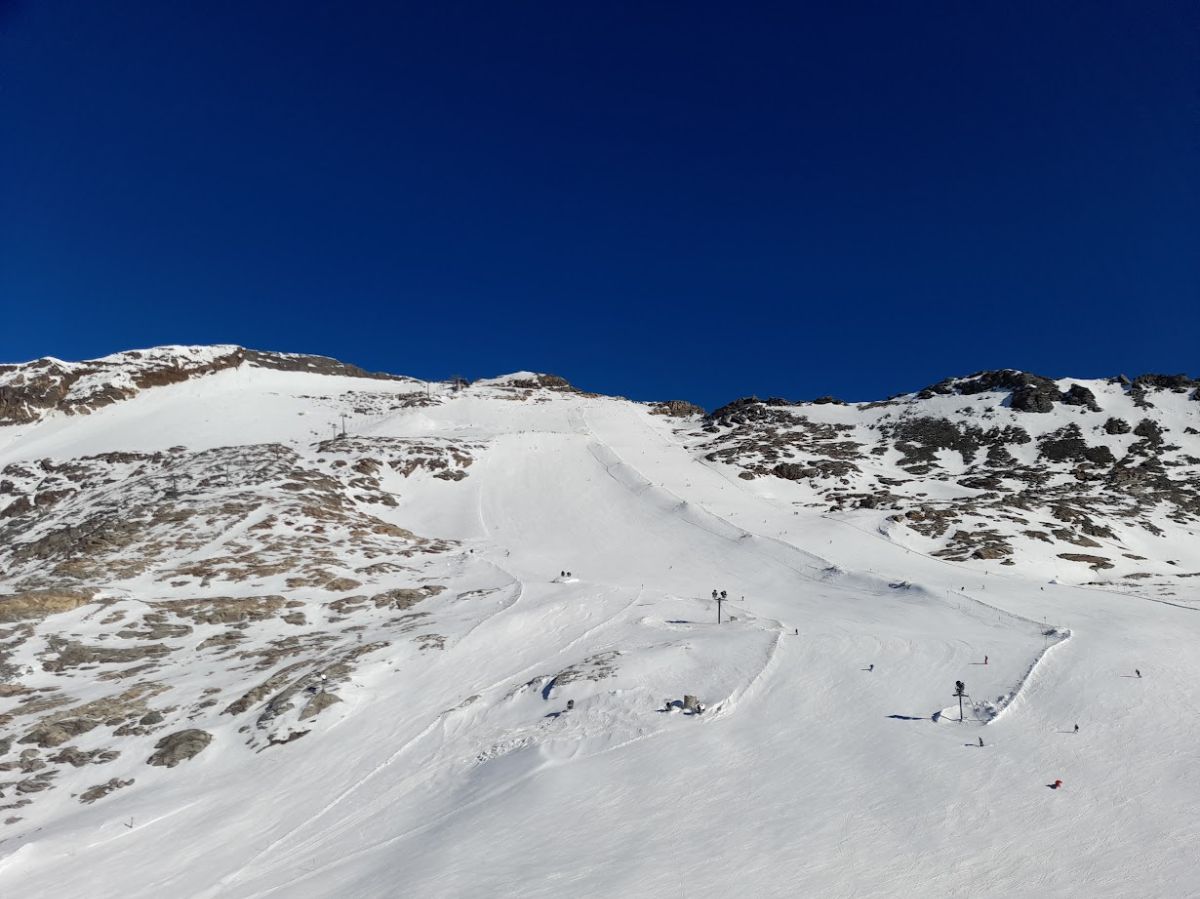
top-left (0, 357), bottom-right (1196, 898)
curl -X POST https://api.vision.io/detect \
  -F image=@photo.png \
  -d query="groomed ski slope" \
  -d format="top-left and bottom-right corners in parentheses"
top-left (1, 372), bottom-right (1198, 898)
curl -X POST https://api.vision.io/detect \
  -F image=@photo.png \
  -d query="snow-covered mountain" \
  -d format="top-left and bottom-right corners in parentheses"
top-left (0, 346), bottom-right (1197, 897)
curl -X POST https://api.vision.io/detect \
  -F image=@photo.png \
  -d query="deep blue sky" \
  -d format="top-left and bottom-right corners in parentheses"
top-left (2, 2), bottom-right (1197, 408)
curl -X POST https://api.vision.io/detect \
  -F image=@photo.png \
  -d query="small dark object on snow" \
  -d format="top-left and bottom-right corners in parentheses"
top-left (1136, 669), bottom-right (1142, 678)
top-left (978, 737), bottom-right (984, 747)
top-left (566, 699), bottom-right (574, 711)
top-left (984, 655), bottom-right (988, 665)
top-left (1074, 724), bottom-right (1079, 734)
top-left (868, 664), bottom-right (874, 672)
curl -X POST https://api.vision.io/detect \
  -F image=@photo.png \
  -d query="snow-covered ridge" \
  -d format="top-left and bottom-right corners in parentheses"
top-left (0, 345), bottom-right (410, 426)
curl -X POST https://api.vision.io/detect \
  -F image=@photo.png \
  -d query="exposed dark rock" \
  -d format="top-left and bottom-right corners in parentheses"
top-left (1038, 425), bottom-right (1115, 465)
top-left (773, 463), bottom-right (813, 481)
top-left (1131, 373), bottom-right (1197, 393)
top-left (0, 589), bottom-right (98, 623)
top-left (708, 397), bottom-right (795, 427)
top-left (650, 400), bottom-right (706, 418)
top-left (1059, 384), bottom-right (1101, 411)
top-left (1133, 419), bottom-right (1164, 443)
top-left (146, 729), bottom-right (212, 767)
top-left (1103, 418), bottom-right (1131, 435)
top-left (41, 638), bottom-right (171, 672)
top-left (918, 370), bottom-right (1060, 413)
top-left (79, 778), bottom-right (134, 804)
top-left (504, 374), bottom-right (577, 391)
top-left (1010, 383), bottom-right (1058, 413)
top-left (299, 692), bottom-right (342, 721)
top-left (919, 369), bottom-right (1056, 397)
top-left (1057, 553), bottom-right (1114, 570)
top-left (50, 747), bottom-right (120, 767)
top-left (19, 718), bottom-right (100, 748)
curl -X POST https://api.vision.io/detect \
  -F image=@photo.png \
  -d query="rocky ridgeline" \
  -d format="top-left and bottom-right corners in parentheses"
top-left (686, 370), bottom-right (1200, 588)
top-left (0, 345), bottom-right (410, 426)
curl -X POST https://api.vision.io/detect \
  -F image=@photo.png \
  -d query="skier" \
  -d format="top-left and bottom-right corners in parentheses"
top-left (560, 570), bottom-right (565, 578)
top-left (1074, 724), bottom-right (1079, 734)
top-left (978, 737), bottom-right (984, 747)
top-left (1052, 779), bottom-right (1063, 790)
top-left (1136, 669), bottom-right (1142, 678)
top-left (984, 655), bottom-right (988, 665)
top-left (868, 664), bottom-right (874, 672)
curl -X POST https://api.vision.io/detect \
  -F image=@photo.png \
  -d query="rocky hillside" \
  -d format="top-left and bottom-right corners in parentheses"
top-left (680, 369), bottom-right (1200, 592)
top-left (0, 345), bottom-right (407, 426)
top-left (0, 346), bottom-right (1197, 893)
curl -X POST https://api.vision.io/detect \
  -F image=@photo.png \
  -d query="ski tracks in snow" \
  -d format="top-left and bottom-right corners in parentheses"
top-left (210, 582), bottom-right (647, 896)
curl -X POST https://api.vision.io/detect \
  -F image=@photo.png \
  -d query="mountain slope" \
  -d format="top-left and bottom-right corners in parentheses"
top-left (0, 347), bottom-right (1197, 898)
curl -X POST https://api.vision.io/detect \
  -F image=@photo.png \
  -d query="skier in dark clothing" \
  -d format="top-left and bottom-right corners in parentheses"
top-left (978, 737), bottom-right (984, 747)
top-left (1136, 669), bottom-right (1142, 678)
top-left (868, 664), bottom-right (874, 672)
top-left (1074, 724), bottom-right (1079, 734)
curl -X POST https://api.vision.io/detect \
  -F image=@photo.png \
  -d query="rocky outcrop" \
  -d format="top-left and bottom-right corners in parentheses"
top-left (146, 729), bottom-right (212, 768)
top-left (1131, 373), bottom-right (1197, 393)
top-left (1010, 382), bottom-right (1059, 413)
top-left (915, 371), bottom-right (1110, 414)
top-left (79, 778), bottom-right (134, 803)
top-left (1060, 384), bottom-right (1101, 412)
top-left (1038, 425), bottom-right (1115, 465)
top-left (503, 374), bottom-right (579, 392)
top-left (1057, 553), bottom-right (1114, 570)
top-left (918, 370), bottom-right (1060, 412)
top-left (650, 400), bottom-right (706, 418)
top-left (20, 718), bottom-right (101, 749)
top-left (0, 589), bottom-right (97, 623)
top-left (0, 346), bottom-right (405, 426)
